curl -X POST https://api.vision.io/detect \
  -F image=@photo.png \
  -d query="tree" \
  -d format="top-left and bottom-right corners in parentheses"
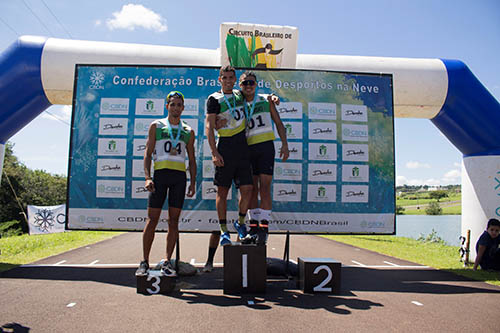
top-left (429, 190), bottom-right (448, 202)
top-left (425, 201), bottom-right (442, 215)
top-left (396, 205), bottom-right (405, 215)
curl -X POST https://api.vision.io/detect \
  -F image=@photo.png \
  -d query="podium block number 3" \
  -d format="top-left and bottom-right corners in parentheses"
top-left (147, 275), bottom-right (161, 294)
top-left (313, 265), bottom-right (333, 292)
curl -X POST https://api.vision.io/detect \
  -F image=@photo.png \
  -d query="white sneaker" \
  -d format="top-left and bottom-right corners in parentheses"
top-left (160, 260), bottom-right (177, 277)
top-left (202, 262), bottom-right (213, 273)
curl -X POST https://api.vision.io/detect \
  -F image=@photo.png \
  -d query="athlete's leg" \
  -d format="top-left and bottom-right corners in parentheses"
top-left (216, 186), bottom-right (230, 232)
top-left (258, 174), bottom-right (273, 210)
top-left (143, 207), bottom-right (162, 262)
top-left (166, 206), bottom-right (181, 261)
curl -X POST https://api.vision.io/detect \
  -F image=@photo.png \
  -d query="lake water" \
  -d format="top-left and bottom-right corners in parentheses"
top-left (396, 215), bottom-right (461, 246)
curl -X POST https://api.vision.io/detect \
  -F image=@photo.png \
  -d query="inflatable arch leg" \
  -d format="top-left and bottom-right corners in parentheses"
top-left (0, 143), bottom-right (4, 183)
top-left (462, 155), bottom-right (500, 259)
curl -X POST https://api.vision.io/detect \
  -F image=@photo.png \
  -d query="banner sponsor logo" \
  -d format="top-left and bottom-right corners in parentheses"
top-left (98, 118), bottom-right (128, 136)
top-left (97, 138), bottom-right (127, 156)
top-left (202, 181), bottom-right (232, 200)
top-left (100, 98), bottom-right (129, 115)
top-left (203, 160), bottom-right (215, 178)
top-left (309, 143), bottom-right (337, 161)
top-left (27, 205), bottom-right (66, 234)
top-left (341, 104), bottom-right (367, 122)
top-left (308, 103), bottom-right (336, 120)
top-left (131, 180), bottom-right (149, 199)
top-left (342, 124), bottom-right (369, 142)
top-left (274, 162), bottom-right (302, 180)
top-left (135, 98), bottom-right (165, 116)
top-left (343, 144), bottom-right (369, 162)
top-left (275, 141), bottom-right (302, 160)
top-left (277, 102), bottom-right (302, 119)
top-left (342, 185), bottom-right (369, 203)
top-left (132, 159), bottom-right (153, 178)
top-left (182, 118), bottom-right (198, 135)
top-left (273, 183), bottom-right (301, 202)
top-left (360, 220), bottom-right (386, 229)
top-left (183, 98), bottom-right (199, 116)
top-left (307, 184), bottom-right (336, 202)
top-left (97, 159), bottom-right (126, 177)
top-left (133, 138), bottom-right (147, 156)
top-left (96, 180), bottom-right (125, 198)
top-left (78, 215), bottom-right (104, 224)
top-left (309, 122), bottom-right (337, 141)
top-left (89, 71), bottom-right (105, 89)
top-left (342, 164), bottom-right (369, 182)
top-left (279, 122), bottom-right (302, 139)
top-left (308, 163), bottom-right (337, 181)
top-left (134, 118), bottom-right (154, 136)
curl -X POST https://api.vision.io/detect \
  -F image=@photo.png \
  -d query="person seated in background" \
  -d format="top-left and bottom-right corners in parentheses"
top-left (473, 218), bottom-right (500, 271)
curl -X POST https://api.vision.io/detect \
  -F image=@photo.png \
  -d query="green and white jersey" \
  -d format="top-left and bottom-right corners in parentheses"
top-left (246, 94), bottom-right (275, 145)
top-left (207, 89), bottom-right (246, 137)
top-left (152, 119), bottom-right (192, 172)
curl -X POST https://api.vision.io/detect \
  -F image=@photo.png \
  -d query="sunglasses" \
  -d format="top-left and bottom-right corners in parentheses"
top-left (166, 91), bottom-right (184, 101)
top-left (241, 80), bottom-right (256, 86)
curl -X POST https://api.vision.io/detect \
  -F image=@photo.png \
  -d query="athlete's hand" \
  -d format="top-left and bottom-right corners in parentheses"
top-left (215, 115), bottom-right (227, 130)
top-left (280, 144), bottom-right (289, 162)
top-left (187, 182), bottom-right (196, 197)
top-left (212, 151), bottom-right (224, 167)
top-left (268, 94), bottom-right (280, 106)
top-left (145, 179), bottom-right (155, 192)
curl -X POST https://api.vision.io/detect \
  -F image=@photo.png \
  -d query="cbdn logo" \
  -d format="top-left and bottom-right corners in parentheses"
top-left (89, 71), bottom-right (105, 89)
top-left (310, 106), bottom-right (335, 115)
top-left (98, 184), bottom-right (123, 193)
top-left (343, 128), bottom-right (367, 138)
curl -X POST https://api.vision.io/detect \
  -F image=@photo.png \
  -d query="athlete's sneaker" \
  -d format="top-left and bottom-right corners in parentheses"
top-left (160, 260), bottom-right (177, 277)
top-left (241, 233), bottom-right (257, 244)
top-left (220, 232), bottom-right (231, 246)
top-left (256, 228), bottom-right (268, 245)
top-left (233, 221), bottom-right (248, 239)
top-left (202, 262), bottom-right (213, 273)
top-left (135, 260), bottom-right (149, 276)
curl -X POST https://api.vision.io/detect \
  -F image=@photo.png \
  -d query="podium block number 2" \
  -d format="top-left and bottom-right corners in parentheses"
top-left (313, 265), bottom-right (333, 292)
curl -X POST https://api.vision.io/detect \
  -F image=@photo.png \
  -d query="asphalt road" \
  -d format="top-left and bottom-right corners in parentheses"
top-left (1, 233), bottom-right (500, 332)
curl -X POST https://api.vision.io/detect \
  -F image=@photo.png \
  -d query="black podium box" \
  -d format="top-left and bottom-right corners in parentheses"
top-left (136, 270), bottom-right (176, 295)
top-left (297, 257), bottom-right (341, 294)
top-left (223, 244), bottom-right (266, 294)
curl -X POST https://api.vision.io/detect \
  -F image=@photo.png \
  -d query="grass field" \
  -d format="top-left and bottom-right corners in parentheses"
top-left (0, 231), bottom-right (122, 272)
top-left (324, 234), bottom-right (500, 286)
top-left (403, 205), bottom-right (461, 215)
top-left (396, 193), bottom-right (461, 206)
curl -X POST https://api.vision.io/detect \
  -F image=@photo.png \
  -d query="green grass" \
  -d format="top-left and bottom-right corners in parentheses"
top-left (401, 205), bottom-right (461, 215)
top-left (396, 193), bottom-right (460, 206)
top-left (0, 231), bottom-right (122, 272)
top-left (324, 234), bottom-right (500, 286)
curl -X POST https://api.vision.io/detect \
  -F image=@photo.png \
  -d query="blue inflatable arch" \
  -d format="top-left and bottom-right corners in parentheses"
top-left (1, 36), bottom-right (499, 258)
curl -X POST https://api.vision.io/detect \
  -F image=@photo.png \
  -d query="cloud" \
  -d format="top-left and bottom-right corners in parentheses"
top-left (453, 162), bottom-right (461, 168)
top-left (106, 4), bottom-right (167, 32)
top-left (396, 175), bottom-right (443, 186)
top-left (41, 105), bottom-right (72, 123)
top-left (95, 20), bottom-right (102, 26)
top-left (442, 169), bottom-right (461, 183)
top-left (396, 176), bottom-right (408, 186)
top-left (424, 178), bottom-right (441, 186)
top-left (406, 161), bottom-right (431, 169)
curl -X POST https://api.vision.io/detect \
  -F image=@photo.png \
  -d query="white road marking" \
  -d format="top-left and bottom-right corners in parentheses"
top-left (383, 261), bottom-right (399, 266)
top-left (412, 301), bottom-right (423, 306)
top-left (54, 260), bottom-right (67, 265)
top-left (66, 303), bottom-right (76, 308)
top-left (349, 260), bottom-right (428, 269)
top-left (247, 300), bottom-right (255, 305)
top-left (351, 260), bottom-right (366, 267)
top-left (190, 258), bottom-right (195, 265)
top-left (89, 260), bottom-right (99, 265)
top-left (272, 248), bottom-right (276, 250)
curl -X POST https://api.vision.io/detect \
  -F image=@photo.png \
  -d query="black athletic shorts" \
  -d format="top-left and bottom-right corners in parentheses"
top-left (148, 168), bottom-right (187, 209)
top-left (214, 158), bottom-right (253, 188)
top-left (249, 140), bottom-right (275, 176)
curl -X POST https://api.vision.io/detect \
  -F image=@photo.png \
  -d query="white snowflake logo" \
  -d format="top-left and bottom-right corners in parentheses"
top-left (89, 71), bottom-right (105, 89)
top-left (33, 209), bottom-right (55, 232)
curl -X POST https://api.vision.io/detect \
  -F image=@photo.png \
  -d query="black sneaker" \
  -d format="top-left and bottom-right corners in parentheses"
top-left (241, 233), bottom-right (257, 244)
top-left (256, 228), bottom-right (268, 245)
top-left (135, 260), bottom-right (149, 276)
top-left (161, 260), bottom-right (177, 277)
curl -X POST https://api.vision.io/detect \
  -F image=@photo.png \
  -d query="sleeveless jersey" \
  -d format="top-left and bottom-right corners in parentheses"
top-left (152, 119), bottom-right (192, 172)
top-left (207, 89), bottom-right (246, 137)
top-left (245, 94), bottom-right (276, 145)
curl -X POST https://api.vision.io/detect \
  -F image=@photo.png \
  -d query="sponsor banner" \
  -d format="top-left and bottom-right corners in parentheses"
top-left (96, 180), bottom-right (125, 198)
top-left (273, 183), bottom-right (302, 202)
top-left (277, 102), bottom-right (302, 119)
top-left (342, 164), bottom-right (369, 183)
top-left (97, 138), bottom-right (127, 156)
top-left (309, 122), bottom-right (337, 141)
top-left (341, 104), bottom-right (368, 122)
top-left (28, 204), bottom-right (66, 235)
top-left (343, 144), bottom-right (369, 162)
top-left (70, 65), bottom-right (394, 234)
top-left (342, 124), bottom-right (369, 142)
top-left (308, 142), bottom-right (337, 161)
top-left (308, 163), bottom-right (337, 182)
top-left (97, 159), bottom-right (126, 177)
top-left (308, 102), bottom-right (337, 120)
top-left (274, 162), bottom-right (302, 181)
top-left (342, 185), bottom-right (369, 203)
top-left (135, 98), bottom-right (165, 116)
top-left (100, 98), bottom-right (129, 115)
top-left (274, 141), bottom-right (302, 160)
top-left (220, 22), bottom-right (298, 69)
top-left (98, 118), bottom-right (128, 136)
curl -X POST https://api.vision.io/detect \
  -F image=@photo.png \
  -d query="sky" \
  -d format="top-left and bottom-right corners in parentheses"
top-left (0, 0), bottom-right (499, 186)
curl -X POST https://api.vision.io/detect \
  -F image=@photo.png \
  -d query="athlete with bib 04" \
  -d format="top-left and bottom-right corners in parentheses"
top-left (135, 91), bottom-right (197, 278)
top-left (239, 71), bottom-right (289, 245)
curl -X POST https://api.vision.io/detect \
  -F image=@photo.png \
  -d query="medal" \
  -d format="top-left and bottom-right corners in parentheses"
top-left (170, 149), bottom-right (178, 156)
top-left (222, 92), bottom-right (238, 125)
top-left (166, 120), bottom-right (181, 156)
top-left (244, 93), bottom-right (257, 121)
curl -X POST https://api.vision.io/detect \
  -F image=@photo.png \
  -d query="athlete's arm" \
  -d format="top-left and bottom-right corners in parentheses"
top-left (270, 102), bottom-right (289, 162)
top-left (206, 113), bottom-right (224, 167)
top-left (186, 129), bottom-right (197, 197)
top-left (144, 123), bottom-right (156, 192)
top-left (473, 245), bottom-right (486, 270)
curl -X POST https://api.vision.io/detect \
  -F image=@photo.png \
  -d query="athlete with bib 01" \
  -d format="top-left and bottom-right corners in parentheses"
top-left (239, 71), bottom-right (289, 245)
top-left (135, 91), bottom-right (197, 278)
top-left (205, 66), bottom-right (253, 248)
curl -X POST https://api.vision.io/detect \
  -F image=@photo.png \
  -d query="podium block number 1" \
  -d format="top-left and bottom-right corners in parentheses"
top-left (242, 254), bottom-right (248, 288)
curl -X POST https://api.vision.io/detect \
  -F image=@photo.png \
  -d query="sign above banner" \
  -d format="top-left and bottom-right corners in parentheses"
top-left (220, 22), bottom-right (298, 69)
